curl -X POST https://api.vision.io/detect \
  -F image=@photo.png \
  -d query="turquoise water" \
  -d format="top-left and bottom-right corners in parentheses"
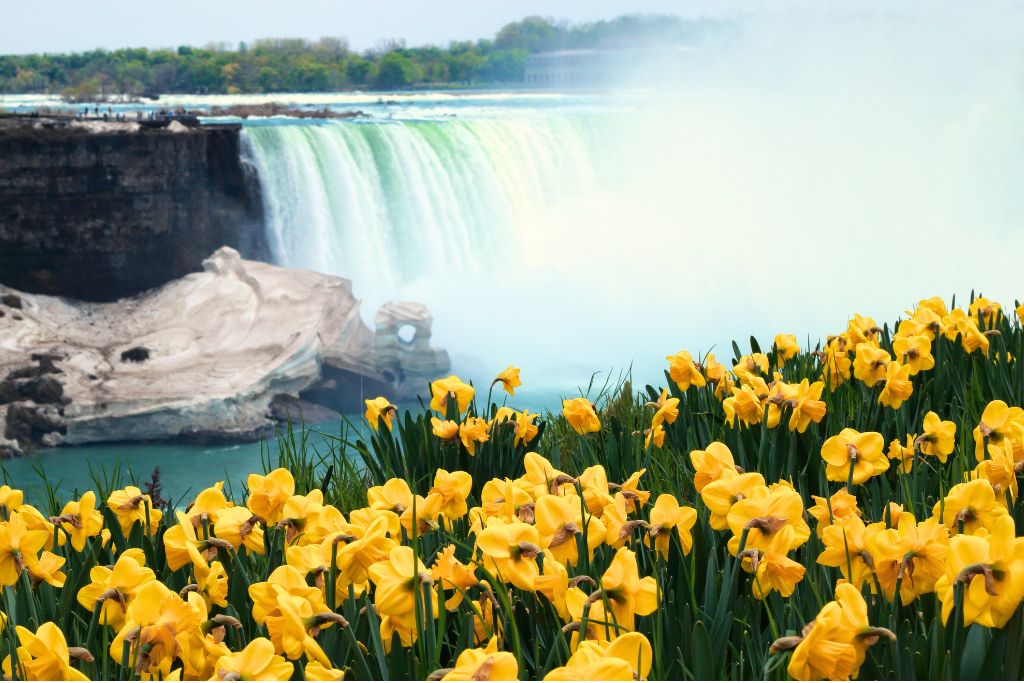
top-left (1, 421), bottom-right (343, 505)
top-left (2, 389), bottom-right (566, 505)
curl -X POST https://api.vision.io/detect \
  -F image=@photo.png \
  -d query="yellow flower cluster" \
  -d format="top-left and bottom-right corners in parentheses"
top-left (2, 297), bottom-right (1024, 681)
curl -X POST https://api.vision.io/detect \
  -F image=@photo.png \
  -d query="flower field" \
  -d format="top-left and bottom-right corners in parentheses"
top-left (3, 294), bottom-right (1024, 680)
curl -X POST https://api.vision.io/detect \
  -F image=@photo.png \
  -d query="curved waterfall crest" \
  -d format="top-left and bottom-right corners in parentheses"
top-left (242, 116), bottom-right (604, 297)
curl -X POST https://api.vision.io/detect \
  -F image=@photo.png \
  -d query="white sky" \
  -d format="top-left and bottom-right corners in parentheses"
top-left (2, 0), bottom-right (745, 55)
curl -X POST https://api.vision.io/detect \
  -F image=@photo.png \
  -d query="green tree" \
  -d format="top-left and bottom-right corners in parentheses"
top-left (494, 16), bottom-right (560, 52)
top-left (345, 57), bottom-right (372, 86)
top-left (374, 51), bottom-right (419, 89)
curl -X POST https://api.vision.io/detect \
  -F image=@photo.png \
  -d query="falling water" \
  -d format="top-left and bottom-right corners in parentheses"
top-left (240, 6), bottom-right (1024, 390)
top-left (243, 116), bottom-right (606, 298)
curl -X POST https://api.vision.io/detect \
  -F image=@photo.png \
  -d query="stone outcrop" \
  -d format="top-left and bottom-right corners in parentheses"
top-left (0, 114), bottom-right (267, 302)
top-left (0, 248), bottom-right (449, 457)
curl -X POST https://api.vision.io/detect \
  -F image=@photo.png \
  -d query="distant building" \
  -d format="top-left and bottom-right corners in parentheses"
top-left (524, 50), bottom-right (602, 86)
top-left (524, 46), bottom-right (695, 87)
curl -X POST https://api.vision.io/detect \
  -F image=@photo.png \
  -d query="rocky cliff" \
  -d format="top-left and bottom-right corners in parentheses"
top-left (0, 248), bottom-right (450, 458)
top-left (0, 115), bottom-right (267, 301)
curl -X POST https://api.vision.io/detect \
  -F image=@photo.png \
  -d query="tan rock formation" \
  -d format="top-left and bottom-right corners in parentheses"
top-left (0, 248), bottom-right (449, 455)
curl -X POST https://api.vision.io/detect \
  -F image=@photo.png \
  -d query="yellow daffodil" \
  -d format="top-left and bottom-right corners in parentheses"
top-left (821, 428), bottom-right (888, 485)
top-left (492, 365), bottom-right (522, 395)
top-left (475, 520), bottom-right (542, 590)
top-left (52, 491), bottom-right (103, 552)
top-left (972, 439), bottom-right (1019, 501)
top-left (368, 479), bottom-right (413, 516)
top-left (951, 311), bottom-right (990, 354)
top-left (577, 465), bottom-right (614, 516)
top-left (25, 550), bottom-right (66, 588)
top-left (210, 637), bottom-right (293, 681)
top-left (369, 546), bottom-right (437, 625)
top-left (886, 435), bottom-right (916, 473)
top-left (934, 514), bottom-right (1024, 628)
top-left (892, 333), bottom-right (934, 375)
top-left (783, 379), bottom-right (827, 433)
top-left (820, 337), bottom-right (853, 388)
top-left (440, 636), bottom-right (518, 681)
top-left (459, 417), bottom-right (490, 455)
top-left (398, 493), bottom-right (443, 536)
top-left (534, 493), bottom-right (605, 567)
top-left (666, 350), bottom-right (706, 391)
top-left (512, 451), bottom-right (573, 501)
top-left (106, 486), bottom-right (162, 536)
top-left (733, 353), bottom-right (769, 385)
top-left (852, 343), bottom-right (890, 387)
top-left (186, 542), bottom-right (229, 609)
top-left (816, 516), bottom-right (883, 591)
top-left (690, 441), bottom-right (737, 493)
top-left (430, 375), bottom-right (475, 414)
top-left (512, 410), bottom-right (540, 446)
top-left (246, 468), bottom-right (295, 526)
top-left (186, 482), bottom-right (231, 529)
top-left (774, 333), bottom-right (801, 364)
top-left (972, 399), bottom-right (1024, 462)
top-left (534, 551), bottom-right (571, 621)
top-left (722, 384), bottom-right (764, 427)
top-left (616, 469), bottom-right (650, 513)
top-left (786, 582), bottom-right (891, 681)
top-left (0, 513), bottom-right (48, 587)
top-left (478, 478), bottom-right (532, 523)
top-left (702, 469), bottom-right (767, 531)
top-left (562, 397), bottom-right (601, 435)
top-left (743, 525), bottom-right (806, 599)
top-left (867, 513), bottom-right (948, 605)
top-left (807, 488), bottom-right (862, 535)
top-left (969, 296), bottom-right (1001, 329)
top-left (364, 396), bottom-right (397, 431)
top-left (304, 662), bottom-right (346, 680)
top-left (726, 486), bottom-right (810, 555)
top-left (644, 424), bottom-right (665, 448)
top-left (917, 411), bottom-right (956, 462)
top-left (110, 580), bottom-right (202, 678)
top-left (2, 622), bottom-right (89, 681)
top-left (704, 353), bottom-right (727, 385)
top-left (878, 361), bottom-right (913, 409)
top-left (649, 388), bottom-right (679, 427)
top-left (847, 315), bottom-right (882, 346)
top-left (0, 486), bottom-right (23, 517)
top-left (431, 416), bottom-right (460, 441)
top-left (431, 544), bottom-right (478, 611)
top-left (645, 494), bottom-right (697, 559)
top-left (597, 547), bottom-right (658, 631)
top-left (212, 505), bottom-right (265, 555)
top-left (430, 469), bottom-right (473, 521)
top-left (934, 479), bottom-right (1008, 534)
top-left (77, 550), bottom-right (155, 627)
top-left (544, 650), bottom-right (634, 681)
top-left (335, 516), bottom-right (397, 588)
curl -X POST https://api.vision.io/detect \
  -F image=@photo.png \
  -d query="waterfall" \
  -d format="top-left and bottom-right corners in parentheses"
top-left (239, 82), bottom-right (1024, 390)
top-left (242, 116), bottom-right (604, 300)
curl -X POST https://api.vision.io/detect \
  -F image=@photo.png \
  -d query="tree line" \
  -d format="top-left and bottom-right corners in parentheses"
top-left (0, 15), bottom-right (719, 98)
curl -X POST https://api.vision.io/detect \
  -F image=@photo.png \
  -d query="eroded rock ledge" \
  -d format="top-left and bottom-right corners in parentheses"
top-left (0, 247), bottom-right (449, 457)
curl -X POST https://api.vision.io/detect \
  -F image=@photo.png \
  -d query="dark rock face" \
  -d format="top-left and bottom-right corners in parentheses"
top-left (0, 117), bottom-right (267, 301)
top-left (0, 353), bottom-right (69, 456)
